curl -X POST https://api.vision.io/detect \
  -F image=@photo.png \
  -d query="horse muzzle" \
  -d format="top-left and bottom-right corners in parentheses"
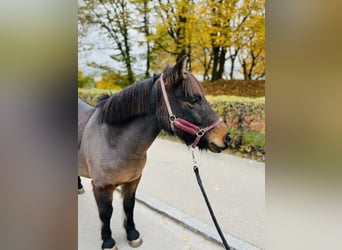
top-left (206, 123), bottom-right (231, 153)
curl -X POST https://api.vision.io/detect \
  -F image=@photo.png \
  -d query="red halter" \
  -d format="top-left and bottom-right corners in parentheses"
top-left (159, 73), bottom-right (222, 148)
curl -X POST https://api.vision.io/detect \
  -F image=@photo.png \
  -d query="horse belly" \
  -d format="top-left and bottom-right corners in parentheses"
top-left (90, 156), bottom-right (146, 187)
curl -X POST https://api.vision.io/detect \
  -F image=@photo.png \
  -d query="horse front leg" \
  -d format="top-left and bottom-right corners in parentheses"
top-left (122, 176), bottom-right (143, 248)
top-left (92, 181), bottom-right (117, 250)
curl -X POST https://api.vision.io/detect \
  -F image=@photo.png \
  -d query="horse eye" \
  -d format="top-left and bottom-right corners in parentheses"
top-left (185, 97), bottom-right (199, 105)
top-left (189, 99), bottom-right (198, 104)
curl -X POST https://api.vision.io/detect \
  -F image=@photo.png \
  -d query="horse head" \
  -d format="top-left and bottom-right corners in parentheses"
top-left (156, 56), bottom-right (231, 153)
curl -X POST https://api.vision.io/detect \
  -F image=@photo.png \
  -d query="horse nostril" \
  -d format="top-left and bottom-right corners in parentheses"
top-left (224, 133), bottom-right (231, 145)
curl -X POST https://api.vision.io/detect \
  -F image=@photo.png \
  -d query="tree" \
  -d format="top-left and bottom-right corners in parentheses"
top-left (79, 0), bottom-right (135, 83)
top-left (95, 70), bottom-right (126, 89)
top-left (149, 0), bottom-right (196, 69)
top-left (132, 0), bottom-right (152, 78)
top-left (78, 0), bottom-right (265, 82)
top-left (237, 0), bottom-right (265, 80)
top-left (206, 0), bottom-right (254, 81)
top-left (78, 70), bottom-right (94, 88)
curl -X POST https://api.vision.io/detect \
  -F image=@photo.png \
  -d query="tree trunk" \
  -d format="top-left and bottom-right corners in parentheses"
top-left (123, 30), bottom-right (135, 84)
top-left (143, 0), bottom-right (150, 78)
top-left (228, 47), bottom-right (239, 79)
top-left (211, 46), bottom-right (220, 81)
top-left (202, 49), bottom-right (211, 81)
top-left (126, 60), bottom-right (135, 84)
top-left (217, 47), bottom-right (226, 79)
top-left (211, 46), bottom-right (225, 81)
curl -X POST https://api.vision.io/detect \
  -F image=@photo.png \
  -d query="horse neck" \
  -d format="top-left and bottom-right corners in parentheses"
top-left (104, 112), bottom-right (161, 156)
top-left (100, 77), bottom-right (163, 155)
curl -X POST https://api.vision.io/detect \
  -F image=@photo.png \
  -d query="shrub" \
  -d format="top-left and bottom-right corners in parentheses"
top-left (202, 79), bottom-right (265, 97)
top-left (78, 88), bottom-right (115, 106)
top-left (78, 70), bottom-right (94, 88)
top-left (95, 71), bottom-right (129, 89)
top-left (95, 80), bottom-right (121, 90)
top-left (206, 96), bottom-right (265, 160)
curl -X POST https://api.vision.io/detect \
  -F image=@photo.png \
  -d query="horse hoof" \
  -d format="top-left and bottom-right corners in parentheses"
top-left (102, 246), bottom-right (118, 250)
top-left (128, 238), bottom-right (143, 248)
top-left (78, 188), bottom-right (85, 194)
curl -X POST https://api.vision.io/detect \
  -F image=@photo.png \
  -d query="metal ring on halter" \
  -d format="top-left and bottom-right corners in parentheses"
top-left (169, 115), bottom-right (176, 122)
top-left (196, 129), bottom-right (205, 137)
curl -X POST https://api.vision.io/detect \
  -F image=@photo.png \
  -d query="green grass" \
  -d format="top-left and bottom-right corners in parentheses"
top-left (206, 95), bottom-right (265, 103)
top-left (78, 88), bottom-right (121, 106)
top-left (78, 88), bottom-right (120, 95)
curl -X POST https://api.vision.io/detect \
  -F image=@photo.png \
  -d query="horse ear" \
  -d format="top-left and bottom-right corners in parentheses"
top-left (173, 55), bottom-right (189, 80)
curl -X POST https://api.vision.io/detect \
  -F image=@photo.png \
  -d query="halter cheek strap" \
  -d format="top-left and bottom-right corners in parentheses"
top-left (159, 73), bottom-right (222, 148)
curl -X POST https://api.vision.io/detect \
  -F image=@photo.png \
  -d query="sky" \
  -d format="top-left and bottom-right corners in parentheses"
top-left (78, 24), bottom-right (146, 76)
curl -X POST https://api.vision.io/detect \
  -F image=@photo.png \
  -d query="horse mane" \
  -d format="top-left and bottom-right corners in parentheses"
top-left (96, 76), bottom-right (159, 124)
top-left (96, 68), bottom-right (203, 126)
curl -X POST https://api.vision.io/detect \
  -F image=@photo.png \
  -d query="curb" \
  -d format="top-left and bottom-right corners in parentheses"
top-left (135, 191), bottom-right (261, 250)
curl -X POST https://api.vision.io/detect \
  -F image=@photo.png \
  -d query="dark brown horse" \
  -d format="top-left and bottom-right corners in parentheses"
top-left (78, 56), bottom-right (231, 250)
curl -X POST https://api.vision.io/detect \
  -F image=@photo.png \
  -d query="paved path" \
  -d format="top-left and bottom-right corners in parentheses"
top-left (79, 179), bottom-right (226, 250)
top-left (79, 138), bottom-right (264, 249)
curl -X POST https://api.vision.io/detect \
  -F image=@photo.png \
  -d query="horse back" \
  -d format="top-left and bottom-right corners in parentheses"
top-left (78, 99), bottom-right (95, 148)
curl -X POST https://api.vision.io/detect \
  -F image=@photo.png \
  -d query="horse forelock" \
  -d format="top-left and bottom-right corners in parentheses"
top-left (96, 78), bottom-right (155, 124)
top-left (162, 68), bottom-right (204, 97)
top-left (181, 73), bottom-right (204, 97)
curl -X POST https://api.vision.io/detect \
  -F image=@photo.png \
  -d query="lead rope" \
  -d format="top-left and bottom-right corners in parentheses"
top-left (191, 148), bottom-right (231, 250)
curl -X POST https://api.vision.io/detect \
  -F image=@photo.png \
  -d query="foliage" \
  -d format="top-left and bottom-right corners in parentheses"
top-left (131, 0), bottom-right (152, 78)
top-left (149, 0), bottom-right (196, 62)
top-left (207, 96), bottom-right (265, 160)
top-left (78, 70), bottom-right (94, 88)
top-left (238, 0), bottom-right (265, 80)
top-left (148, 0), bottom-right (265, 80)
top-left (78, 0), bottom-right (265, 82)
top-left (95, 71), bottom-right (128, 89)
top-left (202, 79), bottom-right (265, 97)
top-left (79, 0), bottom-right (135, 83)
top-left (78, 88), bottom-right (117, 106)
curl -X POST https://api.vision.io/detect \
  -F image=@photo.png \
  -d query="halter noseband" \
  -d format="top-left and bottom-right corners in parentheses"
top-left (159, 73), bottom-right (222, 148)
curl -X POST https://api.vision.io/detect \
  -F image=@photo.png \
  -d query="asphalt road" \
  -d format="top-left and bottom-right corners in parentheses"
top-left (78, 138), bottom-right (264, 250)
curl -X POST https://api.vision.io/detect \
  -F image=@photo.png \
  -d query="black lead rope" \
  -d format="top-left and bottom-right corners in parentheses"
top-left (192, 149), bottom-right (231, 250)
